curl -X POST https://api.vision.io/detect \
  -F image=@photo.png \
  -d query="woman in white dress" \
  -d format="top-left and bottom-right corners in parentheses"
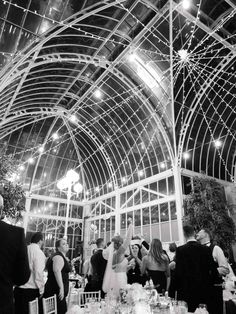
top-left (103, 219), bottom-right (133, 296)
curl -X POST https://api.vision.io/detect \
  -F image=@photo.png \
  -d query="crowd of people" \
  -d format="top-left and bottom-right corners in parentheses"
top-left (0, 190), bottom-right (235, 314)
top-left (82, 221), bottom-right (235, 314)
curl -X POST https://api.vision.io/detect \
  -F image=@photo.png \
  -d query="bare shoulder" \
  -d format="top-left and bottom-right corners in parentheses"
top-left (52, 255), bottom-right (64, 263)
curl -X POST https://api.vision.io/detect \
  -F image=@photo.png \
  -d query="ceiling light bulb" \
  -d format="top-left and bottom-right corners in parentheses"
top-left (94, 89), bottom-right (102, 99)
top-left (69, 114), bottom-right (77, 123)
top-left (160, 162), bottom-right (166, 169)
top-left (214, 140), bottom-right (222, 148)
top-left (52, 132), bottom-right (59, 140)
top-left (138, 170), bottom-right (144, 177)
top-left (19, 165), bottom-right (25, 171)
top-left (183, 152), bottom-right (190, 159)
top-left (38, 146), bottom-right (44, 153)
top-left (178, 49), bottom-right (189, 62)
top-left (122, 177), bottom-right (127, 183)
top-left (182, 0), bottom-right (191, 10)
top-left (28, 157), bottom-right (34, 164)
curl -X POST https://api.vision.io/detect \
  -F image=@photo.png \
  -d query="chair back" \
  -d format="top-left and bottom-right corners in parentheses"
top-left (29, 297), bottom-right (39, 314)
top-left (78, 290), bottom-right (101, 307)
top-left (42, 294), bottom-right (57, 314)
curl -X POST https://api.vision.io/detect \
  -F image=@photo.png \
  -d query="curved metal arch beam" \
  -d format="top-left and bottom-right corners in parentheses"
top-left (28, 118), bottom-right (58, 193)
top-left (2, 3), bottom-right (174, 162)
top-left (0, 112), bottom-right (115, 196)
top-left (0, 107), bottom-right (60, 128)
top-left (62, 116), bottom-right (88, 191)
top-left (1, 52), bottom-right (174, 166)
top-left (177, 53), bottom-right (235, 165)
top-left (0, 104), bottom-right (117, 190)
top-left (177, 47), bottom-right (228, 171)
top-left (185, 72), bottom-right (223, 176)
top-left (206, 79), bottom-right (236, 178)
top-left (2, 47), bottom-right (42, 120)
top-left (1, 97), bottom-right (157, 187)
top-left (0, 0), bottom-right (127, 88)
top-left (50, 0), bottom-right (144, 109)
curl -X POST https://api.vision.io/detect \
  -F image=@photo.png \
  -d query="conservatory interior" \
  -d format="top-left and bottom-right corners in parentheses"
top-left (0, 0), bottom-right (236, 260)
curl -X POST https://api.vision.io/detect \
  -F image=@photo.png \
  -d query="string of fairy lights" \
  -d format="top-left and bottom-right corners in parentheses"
top-left (3, 78), bottom-right (171, 198)
top-left (0, 0), bottom-right (236, 204)
top-left (173, 24), bottom-right (236, 183)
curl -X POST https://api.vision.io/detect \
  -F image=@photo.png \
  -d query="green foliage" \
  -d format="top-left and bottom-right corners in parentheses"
top-left (183, 176), bottom-right (235, 252)
top-left (0, 154), bottom-right (25, 220)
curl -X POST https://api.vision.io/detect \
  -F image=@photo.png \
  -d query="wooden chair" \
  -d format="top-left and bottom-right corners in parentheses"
top-left (42, 294), bottom-right (57, 314)
top-left (78, 290), bottom-right (101, 307)
top-left (29, 297), bottom-right (39, 314)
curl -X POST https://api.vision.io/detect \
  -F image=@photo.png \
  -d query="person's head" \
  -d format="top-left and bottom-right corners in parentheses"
top-left (183, 224), bottom-right (195, 240)
top-left (55, 238), bottom-right (69, 255)
top-left (149, 238), bottom-right (165, 263)
top-left (130, 239), bottom-right (141, 257)
top-left (96, 238), bottom-right (104, 249)
top-left (31, 232), bottom-right (44, 248)
top-left (196, 228), bottom-right (212, 244)
top-left (112, 235), bottom-right (124, 250)
top-left (130, 244), bottom-right (141, 258)
top-left (169, 242), bottom-right (177, 253)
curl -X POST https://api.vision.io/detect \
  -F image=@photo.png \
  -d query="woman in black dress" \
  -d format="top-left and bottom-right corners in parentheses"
top-left (44, 238), bottom-right (71, 314)
top-left (141, 238), bottom-right (170, 294)
top-left (127, 241), bottom-right (144, 285)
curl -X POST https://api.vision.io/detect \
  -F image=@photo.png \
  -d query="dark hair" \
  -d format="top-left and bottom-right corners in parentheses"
top-left (55, 238), bottom-right (64, 252)
top-left (202, 228), bottom-right (213, 240)
top-left (149, 238), bottom-right (166, 264)
top-left (183, 225), bottom-right (195, 238)
top-left (96, 238), bottom-right (104, 247)
top-left (130, 243), bottom-right (142, 260)
top-left (169, 242), bottom-right (177, 253)
top-left (31, 232), bottom-right (43, 244)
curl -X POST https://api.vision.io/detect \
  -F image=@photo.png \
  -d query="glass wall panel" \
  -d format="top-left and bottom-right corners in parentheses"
top-left (151, 224), bottom-right (160, 239)
top-left (160, 203), bottom-right (169, 222)
top-left (161, 222), bottom-right (171, 242)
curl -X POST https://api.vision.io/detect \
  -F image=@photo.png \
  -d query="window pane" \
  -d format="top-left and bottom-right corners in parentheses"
top-left (160, 203), bottom-right (169, 222)
top-left (143, 207), bottom-right (150, 225)
top-left (151, 205), bottom-right (159, 223)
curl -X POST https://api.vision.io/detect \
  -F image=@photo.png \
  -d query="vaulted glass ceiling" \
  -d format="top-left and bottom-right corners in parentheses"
top-left (0, 0), bottom-right (236, 202)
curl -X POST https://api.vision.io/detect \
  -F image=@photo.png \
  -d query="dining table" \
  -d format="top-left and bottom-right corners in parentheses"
top-left (67, 287), bottom-right (194, 313)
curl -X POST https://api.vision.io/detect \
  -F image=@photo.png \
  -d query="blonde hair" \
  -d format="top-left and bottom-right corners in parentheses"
top-left (112, 235), bottom-right (123, 250)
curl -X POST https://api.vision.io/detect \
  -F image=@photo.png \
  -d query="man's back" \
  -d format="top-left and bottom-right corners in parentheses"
top-left (90, 250), bottom-right (107, 281)
top-left (0, 221), bottom-right (30, 313)
top-left (175, 240), bottom-right (217, 312)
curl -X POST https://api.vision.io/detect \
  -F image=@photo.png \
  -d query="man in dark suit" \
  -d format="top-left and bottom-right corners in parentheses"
top-left (90, 238), bottom-right (107, 297)
top-left (0, 195), bottom-right (30, 314)
top-left (175, 224), bottom-right (218, 313)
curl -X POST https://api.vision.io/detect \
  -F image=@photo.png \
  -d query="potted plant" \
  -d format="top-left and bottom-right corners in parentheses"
top-left (0, 154), bottom-right (25, 222)
top-left (183, 176), bottom-right (235, 252)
